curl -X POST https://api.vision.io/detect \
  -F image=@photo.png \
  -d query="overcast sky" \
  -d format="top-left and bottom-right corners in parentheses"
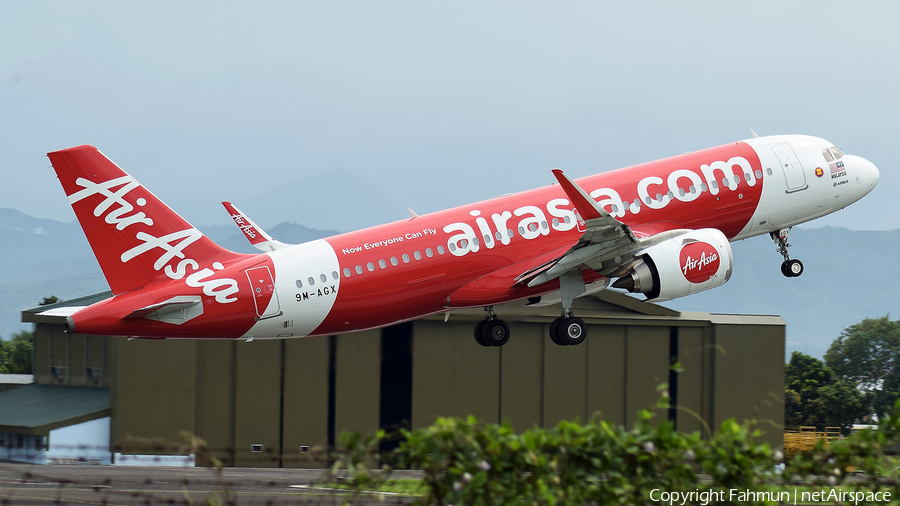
top-left (2, 1), bottom-right (896, 231)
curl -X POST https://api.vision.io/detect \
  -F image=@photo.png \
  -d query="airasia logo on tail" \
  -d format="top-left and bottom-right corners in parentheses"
top-left (679, 242), bottom-right (719, 283)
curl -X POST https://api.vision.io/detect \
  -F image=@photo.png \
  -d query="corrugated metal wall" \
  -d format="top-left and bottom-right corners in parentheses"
top-left (30, 309), bottom-right (785, 467)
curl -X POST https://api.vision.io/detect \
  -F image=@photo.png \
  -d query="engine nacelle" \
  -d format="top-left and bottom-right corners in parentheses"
top-left (612, 228), bottom-right (733, 301)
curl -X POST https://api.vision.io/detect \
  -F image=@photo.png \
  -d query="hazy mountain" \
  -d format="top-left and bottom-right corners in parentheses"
top-left (1, 207), bottom-right (896, 360)
top-left (227, 169), bottom-right (413, 231)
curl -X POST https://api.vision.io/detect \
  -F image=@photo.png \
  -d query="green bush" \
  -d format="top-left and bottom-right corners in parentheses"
top-left (328, 395), bottom-right (900, 506)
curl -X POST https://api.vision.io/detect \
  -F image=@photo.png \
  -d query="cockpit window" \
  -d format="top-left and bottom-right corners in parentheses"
top-left (830, 146), bottom-right (845, 160)
top-left (822, 148), bottom-right (834, 162)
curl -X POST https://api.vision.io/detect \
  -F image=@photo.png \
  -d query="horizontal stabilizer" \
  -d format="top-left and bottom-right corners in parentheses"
top-left (37, 307), bottom-right (86, 318)
top-left (125, 295), bottom-right (203, 325)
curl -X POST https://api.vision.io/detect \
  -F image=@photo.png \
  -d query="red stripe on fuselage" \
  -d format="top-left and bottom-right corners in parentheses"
top-left (315, 142), bottom-right (764, 334)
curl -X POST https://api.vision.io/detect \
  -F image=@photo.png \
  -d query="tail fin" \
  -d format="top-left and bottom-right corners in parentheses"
top-left (47, 145), bottom-right (245, 295)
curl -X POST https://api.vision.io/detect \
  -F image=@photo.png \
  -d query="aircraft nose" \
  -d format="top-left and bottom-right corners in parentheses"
top-left (863, 157), bottom-right (880, 187)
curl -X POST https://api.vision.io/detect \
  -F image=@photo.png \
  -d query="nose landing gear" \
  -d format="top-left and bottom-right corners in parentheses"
top-left (772, 227), bottom-right (804, 277)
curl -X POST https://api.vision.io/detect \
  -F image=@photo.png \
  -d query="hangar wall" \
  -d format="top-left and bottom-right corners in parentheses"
top-left (24, 291), bottom-right (785, 467)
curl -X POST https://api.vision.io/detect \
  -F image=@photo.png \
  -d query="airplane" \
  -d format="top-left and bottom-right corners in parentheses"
top-left (42, 134), bottom-right (878, 347)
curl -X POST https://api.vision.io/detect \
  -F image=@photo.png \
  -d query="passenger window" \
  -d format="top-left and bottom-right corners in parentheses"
top-left (766, 168), bottom-right (773, 176)
top-left (552, 218), bottom-right (560, 227)
top-left (355, 265), bottom-right (363, 274)
top-left (343, 268), bottom-right (351, 277)
top-left (437, 245), bottom-right (445, 254)
top-left (426, 248), bottom-right (433, 257)
top-left (308, 276), bottom-right (315, 286)
top-left (755, 170), bottom-right (762, 179)
top-left (414, 251), bottom-right (422, 260)
top-left (666, 191), bottom-right (674, 199)
top-left (472, 237), bottom-right (480, 246)
top-left (367, 262), bottom-right (375, 272)
top-left (483, 234), bottom-right (490, 243)
top-left (744, 173), bottom-right (751, 182)
top-left (701, 183), bottom-right (708, 192)
top-left (678, 188), bottom-right (685, 197)
top-left (332, 271), bottom-right (339, 280)
top-left (391, 256), bottom-right (399, 266)
top-left (518, 226), bottom-right (526, 235)
top-left (403, 253), bottom-right (411, 262)
top-left (507, 228), bottom-right (515, 237)
top-left (633, 198), bottom-right (641, 208)
top-left (622, 202), bottom-right (629, 211)
top-left (644, 196), bottom-right (652, 205)
top-left (379, 259), bottom-right (386, 269)
top-left (564, 215), bottom-right (571, 224)
top-left (733, 175), bottom-right (740, 185)
top-left (822, 148), bottom-right (834, 162)
top-left (296, 280), bottom-right (303, 288)
top-left (320, 274), bottom-right (327, 282)
top-left (460, 239), bottom-right (468, 248)
top-left (689, 185), bottom-right (696, 194)
top-left (655, 193), bottom-right (663, 202)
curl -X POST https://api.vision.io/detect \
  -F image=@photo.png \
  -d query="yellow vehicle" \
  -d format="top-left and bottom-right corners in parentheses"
top-left (784, 426), bottom-right (842, 456)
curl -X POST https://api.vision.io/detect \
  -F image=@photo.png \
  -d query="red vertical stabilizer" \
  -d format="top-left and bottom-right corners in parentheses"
top-left (47, 145), bottom-right (247, 295)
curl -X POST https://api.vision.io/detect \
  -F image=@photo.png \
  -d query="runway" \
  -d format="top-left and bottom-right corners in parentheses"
top-left (0, 462), bottom-right (418, 505)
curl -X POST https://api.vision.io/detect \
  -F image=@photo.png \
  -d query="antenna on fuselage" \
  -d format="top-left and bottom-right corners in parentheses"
top-left (749, 129), bottom-right (760, 138)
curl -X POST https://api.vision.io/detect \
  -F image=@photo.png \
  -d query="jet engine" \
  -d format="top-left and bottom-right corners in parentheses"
top-left (612, 228), bottom-right (733, 301)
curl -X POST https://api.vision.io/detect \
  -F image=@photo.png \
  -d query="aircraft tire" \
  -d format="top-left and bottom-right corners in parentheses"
top-left (787, 259), bottom-right (803, 277)
top-left (483, 319), bottom-right (510, 347)
top-left (474, 320), bottom-right (490, 347)
top-left (559, 317), bottom-right (587, 346)
top-left (549, 317), bottom-right (567, 346)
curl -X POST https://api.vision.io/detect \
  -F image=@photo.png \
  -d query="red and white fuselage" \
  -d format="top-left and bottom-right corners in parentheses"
top-left (46, 134), bottom-right (878, 341)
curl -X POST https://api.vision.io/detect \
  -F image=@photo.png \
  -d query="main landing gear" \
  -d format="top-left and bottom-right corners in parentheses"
top-left (473, 271), bottom-right (592, 348)
top-left (474, 306), bottom-right (510, 347)
top-left (472, 306), bottom-right (587, 347)
top-left (771, 227), bottom-right (803, 278)
top-left (549, 310), bottom-right (587, 346)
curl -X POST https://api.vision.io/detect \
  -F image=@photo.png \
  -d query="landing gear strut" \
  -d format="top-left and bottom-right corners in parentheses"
top-left (474, 306), bottom-right (510, 347)
top-left (771, 227), bottom-right (803, 278)
top-left (549, 272), bottom-right (588, 346)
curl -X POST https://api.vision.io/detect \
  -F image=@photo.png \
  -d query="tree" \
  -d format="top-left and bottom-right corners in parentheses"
top-left (1, 331), bottom-right (33, 374)
top-left (785, 351), bottom-right (833, 427)
top-left (0, 334), bottom-right (8, 374)
top-left (784, 351), bottom-right (870, 429)
top-left (39, 296), bottom-right (59, 306)
top-left (825, 316), bottom-right (900, 417)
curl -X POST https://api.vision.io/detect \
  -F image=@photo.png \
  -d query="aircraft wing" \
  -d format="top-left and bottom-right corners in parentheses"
top-left (222, 201), bottom-right (292, 252)
top-left (519, 169), bottom-right (666, 288)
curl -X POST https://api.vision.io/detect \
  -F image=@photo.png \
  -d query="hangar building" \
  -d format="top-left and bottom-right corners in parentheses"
top-left (10, 289), bottom-right (785, 467)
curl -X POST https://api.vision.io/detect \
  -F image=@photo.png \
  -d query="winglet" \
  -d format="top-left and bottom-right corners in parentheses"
top-left (551, 169), bottom-right (607, 221)
top-left (222, 201), bottom-right (291, 252)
